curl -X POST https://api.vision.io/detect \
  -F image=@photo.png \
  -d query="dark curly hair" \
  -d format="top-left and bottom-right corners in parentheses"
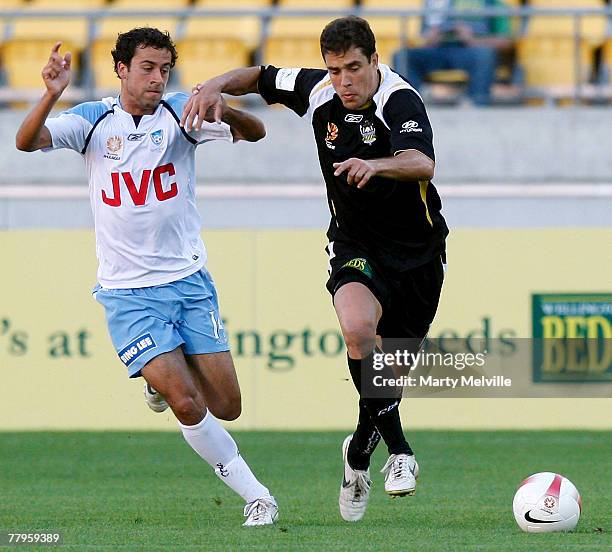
top-left (320, 16), bottom-right (376, 60)
top-left (112, 27), bottom-right (178, 77)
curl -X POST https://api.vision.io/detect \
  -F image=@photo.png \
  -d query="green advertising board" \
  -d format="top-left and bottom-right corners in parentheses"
top-left (532, 294), bottom-right (612, 382)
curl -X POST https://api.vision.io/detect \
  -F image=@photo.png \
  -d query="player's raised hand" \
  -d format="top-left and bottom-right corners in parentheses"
top-left (181, 82), bottom-right (224, 131)
top-left (42, 42), bottom-right (72, 96)
top-left (333, 158), bottom-right (377, 189)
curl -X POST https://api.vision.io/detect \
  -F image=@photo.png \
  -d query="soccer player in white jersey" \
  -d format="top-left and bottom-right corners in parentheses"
top-left (16, 27), bottom-right (278, 527)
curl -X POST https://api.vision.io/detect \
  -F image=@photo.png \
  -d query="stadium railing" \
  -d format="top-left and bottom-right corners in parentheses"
top-left (0, 5), bottom-right (611, 105)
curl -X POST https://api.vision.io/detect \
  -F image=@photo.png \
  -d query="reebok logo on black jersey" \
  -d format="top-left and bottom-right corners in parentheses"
top-left (344, 114), bottom-right (363, 123)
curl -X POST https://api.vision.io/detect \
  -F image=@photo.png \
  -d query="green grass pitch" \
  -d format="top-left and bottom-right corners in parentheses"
top-left (0, 431), bottom-right (610, 551)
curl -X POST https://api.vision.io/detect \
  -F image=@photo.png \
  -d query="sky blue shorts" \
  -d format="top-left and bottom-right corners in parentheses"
top-left (93, 268), bottom-right (229, 378)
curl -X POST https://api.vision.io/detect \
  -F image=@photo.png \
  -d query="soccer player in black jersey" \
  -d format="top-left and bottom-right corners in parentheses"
top-left (181, 16), bottom-right (448, 522)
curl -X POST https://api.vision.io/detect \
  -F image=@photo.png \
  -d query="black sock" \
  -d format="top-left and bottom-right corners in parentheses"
top-left (346, 354), bottom-right (380, 470)
top-left (361, 396), bottom-right (413, 456)
top-left (350, 352), bottom-right (413, 456)
top-left (347, 398), bottom-right (381, 470)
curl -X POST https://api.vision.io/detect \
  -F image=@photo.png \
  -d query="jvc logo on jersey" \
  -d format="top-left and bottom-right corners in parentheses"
top-left (118, 333), bottom-right (157, 367)
top-left (102, 163), bottom-right (177, 207)
top-left (127, 133), bottom-right (146, 141)
top-left (344, 114), bottom-right (363, 123)
top-left (400, 120), bottom-right (423, 133)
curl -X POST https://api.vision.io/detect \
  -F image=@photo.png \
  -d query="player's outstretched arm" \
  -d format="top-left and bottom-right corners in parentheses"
top-left (16, 42), bottom-right (72, 152)
top-left (222, 105), bottom-right (266, 143)
top-left (333, 150), bottom-right (435, 189)
top-left (181, 66), bottom-right (262, 131)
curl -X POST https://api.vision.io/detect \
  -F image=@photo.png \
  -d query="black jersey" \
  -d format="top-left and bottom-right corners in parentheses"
top-left (258, 63), bottom-right (448, 271)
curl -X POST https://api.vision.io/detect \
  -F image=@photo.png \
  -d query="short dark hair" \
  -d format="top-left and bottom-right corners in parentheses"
top-left (320, 16), bottom-right (376, 60)
top-left (112, 27), bottom-right (178, 77)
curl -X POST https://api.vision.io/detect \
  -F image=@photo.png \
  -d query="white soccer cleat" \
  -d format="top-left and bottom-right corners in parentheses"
top-left (242, 496), bottom-right (279, 527)
top-left (143, 383), bottom-right (169, 413)
top-left (381, 453), bottom-right (419, 497)
top-left (339, 435), bottom-right (372, 522)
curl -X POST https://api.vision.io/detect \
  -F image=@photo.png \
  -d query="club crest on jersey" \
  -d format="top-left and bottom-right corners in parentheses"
top-left (359, 120), bottom-right (376, 145)
top-left (104, 135), bottom-right (123, 160)
top-left (150, 129), bottom-right (164, 146)
top-left (325, 122), bottom-right (338, 150)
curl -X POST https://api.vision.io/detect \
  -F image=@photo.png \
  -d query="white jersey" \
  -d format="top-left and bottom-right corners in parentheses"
top-left (45, 93), bottom-right (233, 288)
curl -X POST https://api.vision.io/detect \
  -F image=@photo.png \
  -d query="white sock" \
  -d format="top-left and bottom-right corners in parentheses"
top-left (179, 410), bottom-right (271, 503)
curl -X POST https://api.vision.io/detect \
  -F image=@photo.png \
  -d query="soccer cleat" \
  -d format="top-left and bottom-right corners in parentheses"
top-left (381, 453), bottom-right (419, 497)
top-left (339, 435), bottom-right (372, 522)
top-left (242, 496), bottom-right (279, 527)
top-left (143, 383), bottom-right (169, 413)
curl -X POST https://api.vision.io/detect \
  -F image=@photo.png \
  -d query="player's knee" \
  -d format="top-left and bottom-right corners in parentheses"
top-left (342, 322), bottom-right (377, 358)
top-left (213, 394), bottom-right (242, 421)
top-left (169, 394), bottom-right (204, 426)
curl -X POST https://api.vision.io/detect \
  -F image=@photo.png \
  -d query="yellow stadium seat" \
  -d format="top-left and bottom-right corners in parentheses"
top-left (264, 16), bottom-right (343, 68)
top-left (367, 16), bottom-right (415, 65)
top-left (360, 0), bottom-right (420, 6)
top-left (176, 39), bottom-right (253, 87)
top-left (111, 0), bottom-right (191, 7)
top-left (3, 7), bottom-right (88, 89)
top-left (0, 0), bottom-right (28, 7)
top-left (193, 0), bottom-right (271, 7)
top-left (182, 16), bottom-right (261, 49)
top-left (518, 0), bottom-right (605, 94)
top-left (91, 16), bottom-right (180, 91)
top-left (526, 0), bottom-right (606, 43)
top-left (602, 39), bottom-right (612, 85)
top-left (27, 0), bottom-right (107, 7)
top-left (277, 0), bottom-right (354, 7)
top-left (516, 35), bottom-right (592, 89)
top-left (176, 16), bottom-right (261, 86)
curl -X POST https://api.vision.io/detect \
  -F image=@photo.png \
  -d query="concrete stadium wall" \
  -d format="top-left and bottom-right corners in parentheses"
top-left (2, 105), bottom-right (612, 185)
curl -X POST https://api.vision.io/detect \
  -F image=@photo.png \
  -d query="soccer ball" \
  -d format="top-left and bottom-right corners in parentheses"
top-left (513, 472), bottom-right (581, 533)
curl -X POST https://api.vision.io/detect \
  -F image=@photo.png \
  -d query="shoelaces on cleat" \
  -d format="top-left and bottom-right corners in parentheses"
top-left (244, 498), bottom-right (273, 523)
top-left (393, 457), bottom-right (406, 480)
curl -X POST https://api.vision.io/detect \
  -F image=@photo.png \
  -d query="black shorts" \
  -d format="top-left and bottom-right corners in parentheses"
top-left (325, 241), bottom-right (445, 339)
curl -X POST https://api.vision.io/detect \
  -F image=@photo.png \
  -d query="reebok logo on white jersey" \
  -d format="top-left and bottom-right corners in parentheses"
top-left (400, 120), bottom-right (422, 133)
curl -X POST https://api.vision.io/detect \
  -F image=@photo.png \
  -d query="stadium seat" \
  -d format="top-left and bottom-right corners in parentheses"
top-left (359, 0), bottom-right (420, 7)
top-left (0, 0), bottom-right (29, 7)
top-left (360, 0), bottom-right (422, 46)
top-left (176, 17), bottom-right (261, 86)
top-left (27, 0), bottom-right (107, 7)
top-left (193, 0), bottom-right (271, 7)
top-left (2, 6), bottom-right (88, 89)
top-left (110, 0), bottom-right (191, 7)
top-left (264, 16), bottom-right (343, 68)
top-left (526, 2), bottom-right (607, 42)
top-left (91, 16), bottom-right (180, 92)
top-left (517, 0), bottom-right (606, 93)
top-left (516, 36), bottom-right (592, 89)
top-left (365, 17), bottom-right (404, 65)
top-left (276, 0), bottom-right (354, 7)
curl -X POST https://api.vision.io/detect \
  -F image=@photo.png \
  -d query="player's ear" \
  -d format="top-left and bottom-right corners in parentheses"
top-left (116, 61), bottom-right (128, 80)
top-left (371, 52), bottom-right (379, 68)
